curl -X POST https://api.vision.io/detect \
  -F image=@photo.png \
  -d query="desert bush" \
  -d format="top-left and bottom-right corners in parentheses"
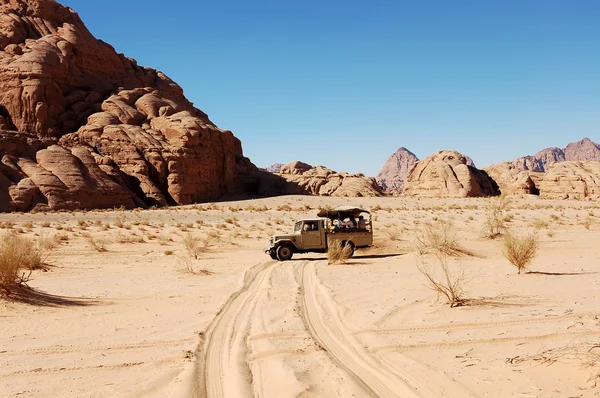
top-left (183, 233), bottom-right (209, 259)
top-left (114, 217), bottom-right (124, 228)
top-left (277, 204), bottom-right (292, 212)
top-left (531, 219), bottom-right (549, 229)
top-left (483, 194), bottom-right (510, 239)
top-left (327, 240), bottom-right (352, 265)
top-left (502, 232), bottom-right (539, 274)
top-left (0, 233), bottom-right (53, 294)
top-left (415, 220), bottom-right (466, 256)
top-left (418, 252), bottom-right (466, 307)
top-left (41, 222), bottom-right (51, 228)
top-left (177, 255), bottom-right (212, 276)
top-left (386, 231), bottom-right (401, 241)
top-left (83, 233), bottom-right (107, 252)
top-left (114, 232), bottom-right (145, 244)
top-left (23, 221), bottom-right (33, 229)
top-left (164, 250), bottom-right (174, 256)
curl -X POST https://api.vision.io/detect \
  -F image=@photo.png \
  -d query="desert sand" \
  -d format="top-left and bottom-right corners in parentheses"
top-left (1, 195), bottom-right (600, 398)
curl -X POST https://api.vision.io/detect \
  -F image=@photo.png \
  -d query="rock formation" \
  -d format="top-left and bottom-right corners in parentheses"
top-left (0, 0), bottom-right (256, 211)
top-left (376, 147), bottom-right (418, 193)
top-left (403, 150), bottom-right (499, 198)
top-left (483, 162), bottom-right (542, 196)
top-left (538, 161), bottom-right (600, 200)
top-left (260, 161), bottom-right (382, 197)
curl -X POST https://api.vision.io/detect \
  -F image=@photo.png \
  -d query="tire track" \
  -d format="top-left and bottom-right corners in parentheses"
top-left (372, 329), bottom-right (600, 353)
top-left (298, 261), bottom-right (441, 398)
top-left (355, 312), bottom-right (598, 336)
top-left (194, 260), bottom-right (277, 398)
top-left (0, 337), bottom-right (196, 356)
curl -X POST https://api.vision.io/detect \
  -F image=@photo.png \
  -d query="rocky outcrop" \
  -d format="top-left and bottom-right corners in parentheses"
top-left (483, 162), bottom-right (542, 196)
top-left (260, 161), bottom-right (382, 197)
top-left (506, 138), bottom-right (599, 173)
top-left (538, 161), bottom-right (600, 200)
top-left (404, 150), bottom-right (499, 198)
top-left (0, 0), bottom-right (255, 210)
top-left (376, 147), bottom-right (418, 193)
top-left (563, 138), bottom-right (600, 162)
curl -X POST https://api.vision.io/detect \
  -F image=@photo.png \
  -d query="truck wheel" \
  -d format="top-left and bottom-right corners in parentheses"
top-left (269, 251), bottom-right (278, 260)
top-left (276, 245), bottom-right (293, 261)
top-left (343, 241), bottom-right (355, 258)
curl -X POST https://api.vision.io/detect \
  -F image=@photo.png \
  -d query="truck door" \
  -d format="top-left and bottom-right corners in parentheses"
top-left (302, 221), bottom-right (322, 249)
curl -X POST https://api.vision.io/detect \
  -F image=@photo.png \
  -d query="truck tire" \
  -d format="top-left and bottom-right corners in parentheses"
top-left (269, 251), bottom-right (278, 260)
top-left (276, 245), bottom-right (294, 261)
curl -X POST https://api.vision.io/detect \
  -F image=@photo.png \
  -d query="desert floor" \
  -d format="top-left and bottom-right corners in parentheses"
top-left (1, 195), bottom-right (600, 398)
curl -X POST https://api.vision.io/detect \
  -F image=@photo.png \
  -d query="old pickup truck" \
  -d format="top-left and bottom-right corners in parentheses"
top-left (265, 206), bottom-right (373, 261)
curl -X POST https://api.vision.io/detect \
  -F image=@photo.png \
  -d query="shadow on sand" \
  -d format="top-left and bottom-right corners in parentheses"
top-left (526, 271), bottom-right (598, 276)
top-left (4, 285), bottom-right (102, 307)
top-left (291, 253), bottom-right (405, 262)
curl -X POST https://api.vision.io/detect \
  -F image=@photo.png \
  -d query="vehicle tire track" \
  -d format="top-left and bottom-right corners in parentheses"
top-left (298, 261), bottom-right (436, 398)
top-left (355, 312), bottom-right (598, 336)
top-left (193, 260), bottom-right (277, 398)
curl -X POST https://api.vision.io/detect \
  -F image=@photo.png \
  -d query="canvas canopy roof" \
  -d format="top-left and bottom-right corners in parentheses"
top-left (316, 206), bottom-right (371, 219)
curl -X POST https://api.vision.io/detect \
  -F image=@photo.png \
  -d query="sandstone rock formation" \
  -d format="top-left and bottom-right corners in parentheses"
top-left (260, 161), bottom-right (382, 197)
top-left (404, 150), bottom-right (499, 198)
top-left (538, 161), bottom-right (600, 200)
top-left (483, 162), bottom-right (542, 196)
top-left (0, 0), bottom-right (256, 211)
top-left (376, 147), bottom-right (418, 193)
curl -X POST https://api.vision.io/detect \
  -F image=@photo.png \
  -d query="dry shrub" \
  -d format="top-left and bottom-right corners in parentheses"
top-left (327, 240), bottom-right (352, 264)
top-left (502, 232), bottom-right (539, 274)
top-left (0, 233), bottom-right (49, 294)
top-left (418, 252), bottom-right (466, 307)
top-left (114, 232), bottom-right (145, 244)
top-left (415, 220), bottom-right (466, 256)
top-left (83, 233), bottom-right (107, 252)
top-left (531, 219), bottom-right (549, 229)
top-left (177, 255), bottom-right (213, 276)
top-left (183, 233), bottom-right (210, 259)
top-left (484, 194), bottom-right (510, 239)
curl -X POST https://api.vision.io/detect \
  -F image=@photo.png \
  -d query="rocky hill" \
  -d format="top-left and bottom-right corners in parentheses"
top-left (259, 161), bottom-right (382, 197)
top-left (403, 150), bottom-right (499, 198)
top-left (0, 0), bottom-right (257, 211)
top-left (376, 147), bottom-right (418, 193)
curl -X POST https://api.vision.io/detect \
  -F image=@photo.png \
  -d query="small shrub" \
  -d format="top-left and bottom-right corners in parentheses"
top-left (502, 232), bottom-right (539, 274)
top-left (83, 234), bottom-right (107, 252)
top-left (164, 250), bottom-right (174, 256)
top-left (23, 221), bottom-right (33, 229)
top-left (183, 233), bottom-right (209, 259)
top-left (415, 220), bottom-right (466, 256)
top-left (41, 222), bottom-right (51, 228)
top-left (114, 218), bottom-right (124, 228)
top-left (177, 255), bottom-right (212, 276)
top-left (483, 195), bottom-right (510, 239)
top-left (531, 219), bottom-right (549, 229)
top-left (327, 240), bottom-right (352, 264)
top-left (417, 252), bottom-right (467, 308)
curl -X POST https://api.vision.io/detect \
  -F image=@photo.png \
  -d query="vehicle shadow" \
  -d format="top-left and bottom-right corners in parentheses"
top-left (4, 285), bottom-right (102, 307)
top-left (292, 253), bottom-right (405, 261)
top-left (526, 271), bottom-right (598, 276)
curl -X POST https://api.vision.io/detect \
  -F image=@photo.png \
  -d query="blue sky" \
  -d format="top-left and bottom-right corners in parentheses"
top-left (62, 0), bottom-right (600, 176)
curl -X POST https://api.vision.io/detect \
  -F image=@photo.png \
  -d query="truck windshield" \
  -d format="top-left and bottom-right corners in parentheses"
top-left (294, 222), bottom-right (302, 232)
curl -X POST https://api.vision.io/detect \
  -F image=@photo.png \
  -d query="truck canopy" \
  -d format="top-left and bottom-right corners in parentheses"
top-left (316, 206), bottom-right (370, 219)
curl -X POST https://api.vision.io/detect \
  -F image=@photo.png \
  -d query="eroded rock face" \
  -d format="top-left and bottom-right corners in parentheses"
top-left (0, 0), bottom-right (255, 210)
top-left (404, 150), bottom-right (499, 197)
top-left (538, 161), bottom-right (600, 200)
top-left (265, 163), bottom-right (283, 173)
top-left (483, 162), bottom-right (541, 196)
top-left (260, 161), bottom-right (382, 197)
top-left (376, 147), bottom-right (418, 193)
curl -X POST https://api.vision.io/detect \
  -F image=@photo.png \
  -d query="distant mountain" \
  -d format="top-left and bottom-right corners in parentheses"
top-left (376, 147), bottom-right (419, 193)
top-left (265, 163), bottom-right (284, 173)
top-left (509, 137), bottom-right (599, 172)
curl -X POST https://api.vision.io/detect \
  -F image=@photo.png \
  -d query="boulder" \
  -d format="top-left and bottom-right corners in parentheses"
top-left (404, 150), bottom-right (499, 197)
top-left (483, 162), bottom-right (541, 196)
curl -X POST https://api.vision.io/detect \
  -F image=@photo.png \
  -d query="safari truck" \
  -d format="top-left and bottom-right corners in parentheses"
top-left (265, 206), bottom-right (373, 261)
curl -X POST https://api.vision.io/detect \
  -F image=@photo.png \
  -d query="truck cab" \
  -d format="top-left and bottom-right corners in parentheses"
top-left (265, 206), bottom-right (373, 261)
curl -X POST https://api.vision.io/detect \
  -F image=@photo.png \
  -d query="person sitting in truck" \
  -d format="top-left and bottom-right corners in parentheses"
top-left (357, 215), bottom-right (367, 229)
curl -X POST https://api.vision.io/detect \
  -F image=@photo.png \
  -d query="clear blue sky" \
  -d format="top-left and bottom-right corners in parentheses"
top-left (62, 0), bottom-right (600, 176)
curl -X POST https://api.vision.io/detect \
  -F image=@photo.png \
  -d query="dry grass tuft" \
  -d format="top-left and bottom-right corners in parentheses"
top-left (177, 255), bottom-right (213, 276)
top-left (418, 252), bottom-right (467, 308)
top-left (183, 233), bottom-right (210, 259)
top-left (327, 240), bottom-right (352, 265)
top-left (83, 233), bottom-right (107, 252)
top-left (0, 233), bottom-right (54, 295)
top-left (502, 232), bottom-right (539, 274)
